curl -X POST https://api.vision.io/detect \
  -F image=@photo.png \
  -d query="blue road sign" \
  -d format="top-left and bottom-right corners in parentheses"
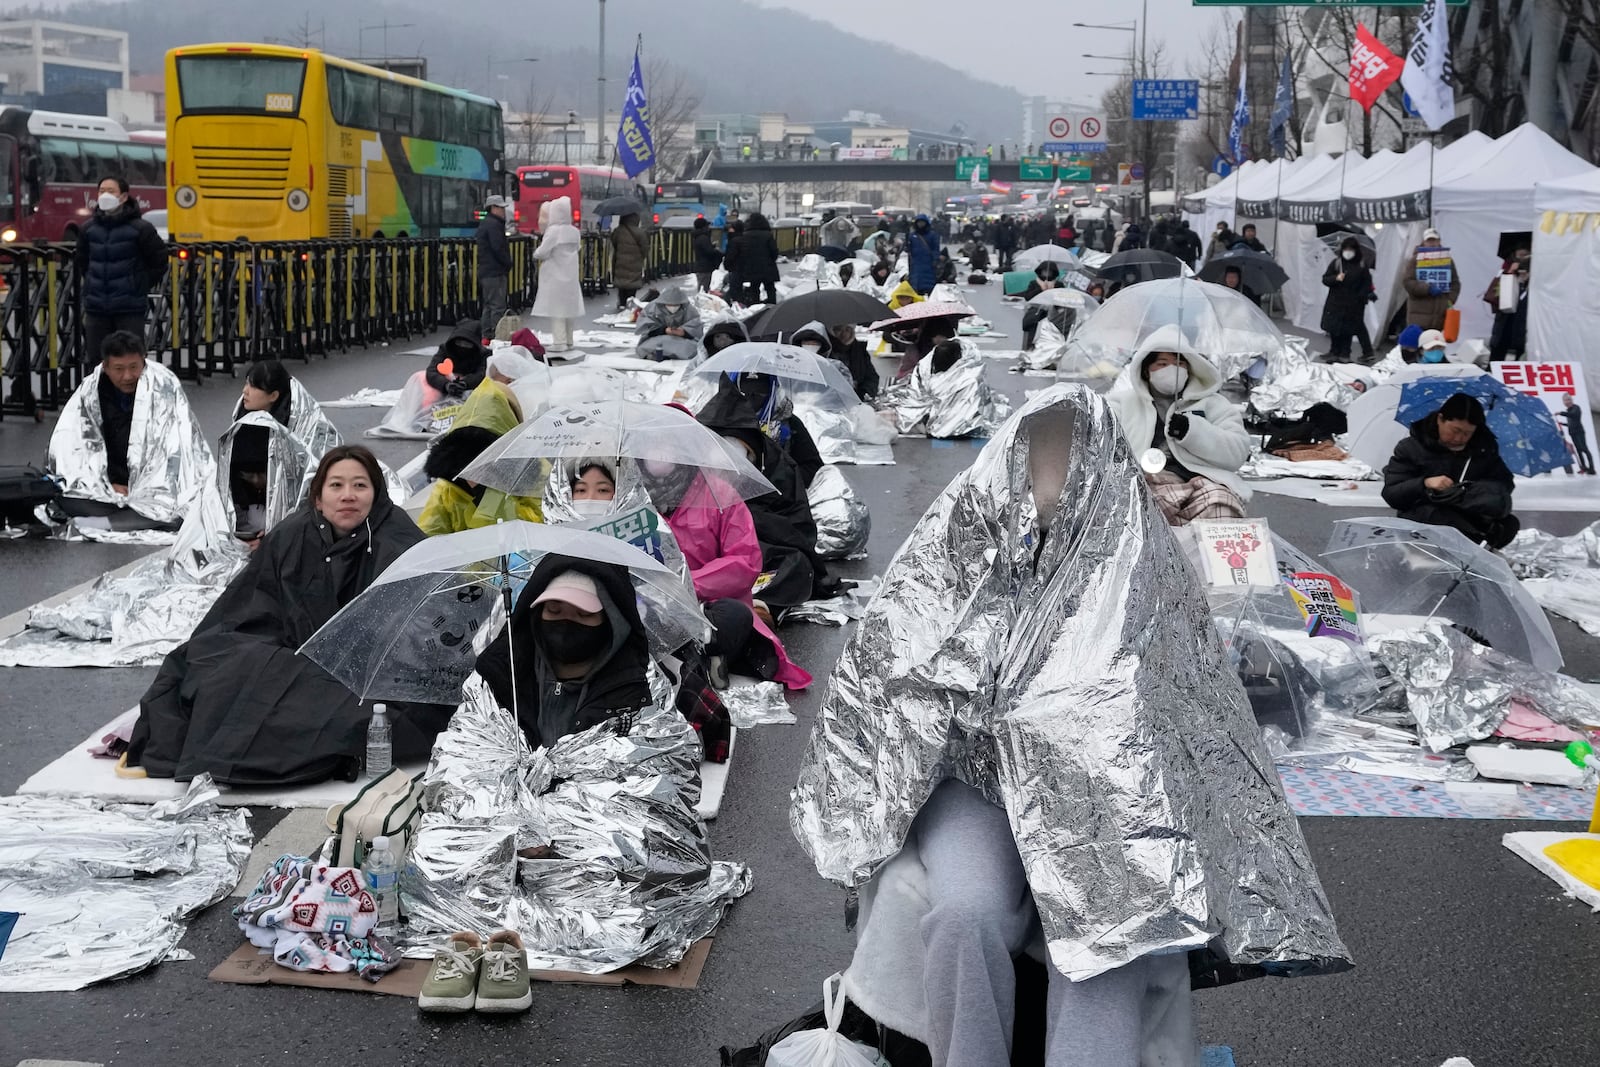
top-left (1041, 142), bottom-right (1107, 154)
top-left (1210, 154), bottom-right (1233, 178)
top-left (1132, 79), bottom-right (1200, 121)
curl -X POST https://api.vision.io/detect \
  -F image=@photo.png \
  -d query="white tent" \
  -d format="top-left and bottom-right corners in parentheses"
top-left (1530, 167), bottom-right (1600, 383)
top-left (1229, 158), bottom-right (1304, 251)
top-left (1434, 124), bottom-right (1595, 342)
top-left (1276, 154), bottom-right (1378, 338)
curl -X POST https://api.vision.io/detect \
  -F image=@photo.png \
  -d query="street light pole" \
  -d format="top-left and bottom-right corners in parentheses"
top-left (596, 0), bottom-right (607, 165)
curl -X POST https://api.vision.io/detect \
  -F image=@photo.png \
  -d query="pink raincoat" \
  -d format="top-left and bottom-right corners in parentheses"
top-left (667, 477), bottom-right (812, 690)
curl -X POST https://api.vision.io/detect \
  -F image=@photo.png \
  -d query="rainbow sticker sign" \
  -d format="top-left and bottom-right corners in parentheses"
top-left (1286, 572), bottom-right (1362, 645)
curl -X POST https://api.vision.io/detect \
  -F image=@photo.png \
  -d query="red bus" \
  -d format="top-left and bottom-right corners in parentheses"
top-left (0, 108), bottom-right (166, 243)
top-left (513, 163), bottom-right (647, 233)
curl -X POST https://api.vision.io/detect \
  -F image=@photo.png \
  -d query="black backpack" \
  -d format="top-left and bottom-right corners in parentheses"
top-left (0, 464), bottom-right (60, 527)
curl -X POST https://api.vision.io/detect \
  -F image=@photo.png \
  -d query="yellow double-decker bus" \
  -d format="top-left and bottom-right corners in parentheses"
top-left (165, 43), bottom-right (505, 242)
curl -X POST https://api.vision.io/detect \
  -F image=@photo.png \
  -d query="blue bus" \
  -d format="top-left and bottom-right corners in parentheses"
top-left (651, 179), bottom-right (741, 224)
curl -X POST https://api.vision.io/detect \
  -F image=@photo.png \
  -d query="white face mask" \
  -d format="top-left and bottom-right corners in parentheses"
top-left (1148, 364), bottom-right (1189, 398)
top-left (97, 192), bottom-right (121, 212)
top-left (799, 342), bottom-right (822, 353)
top-left (1341, 250), bottom-right (1356, 261)
top-left (570, 499), bottom-right (612, 520)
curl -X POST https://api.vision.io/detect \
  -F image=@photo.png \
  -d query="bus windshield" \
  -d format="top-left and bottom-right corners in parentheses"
top-left (176, 55), bottom-right (306, 114)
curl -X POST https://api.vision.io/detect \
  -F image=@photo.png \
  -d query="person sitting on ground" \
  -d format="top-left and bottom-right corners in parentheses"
top-left (894, 315), bottom-right (963, 381)
top-left (418, 362), bottom-right (542, 536)
top-left (1020, 262), bottom-right (1064, 351)
top-left (425, 319), bottom-right (490, 401)
top-left (636, 285), bottom-right (704, 361)
top-left (791, 386), bottom-right (1349, 1067)
top-left (699, 407), bottom-right (831, 613)
top-left (703, 318), bottom-right (750, 357)
top-left (1417, 328), bottom-right (1449, 365)
top-left (474, 557), bottom-right (656, 751)
top-left (935, 248), bottom-right (959, 285)
top-left (572, 458), bottom-right (811, 692)
top-left (46, 329), bottom-right (213, 532)
top-left (128, 446), bottom-right (451, 784)
top-left (1381, 392), bottom-right (1520, 549)
top-left (791, 319), bottom-right (879, 402)
top-left (1108, 325), bottom-right (1252, 525)
top-left (699, 372), bottom-right (825, 488)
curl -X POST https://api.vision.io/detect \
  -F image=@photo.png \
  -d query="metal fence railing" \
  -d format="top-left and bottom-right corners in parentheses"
top-left (0, 223), bottom-right (819, 418)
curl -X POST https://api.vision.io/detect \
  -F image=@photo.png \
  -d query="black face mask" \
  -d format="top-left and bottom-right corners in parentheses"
top-left (538, 617), bottom-right (611, 666)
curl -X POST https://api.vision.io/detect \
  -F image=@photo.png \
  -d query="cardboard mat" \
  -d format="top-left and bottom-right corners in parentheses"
top-left (209, 938), bottom-right (712, 994)
top-left (1279, 765), bottom-right (1595, 820)
top-left (20, 718), bottom-right (733, 821)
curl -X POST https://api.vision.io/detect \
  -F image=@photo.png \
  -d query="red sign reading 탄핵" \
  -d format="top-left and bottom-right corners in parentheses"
top-left (1350, 23), bottom-right (1404, 113)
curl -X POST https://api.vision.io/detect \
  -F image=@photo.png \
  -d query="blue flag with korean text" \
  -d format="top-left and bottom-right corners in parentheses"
top-left (0, 911), bottom-right (18, 960)
top-left (1228, 59), bottom-right (1250, 165)
top-left (615, 47), bottom-right (655, 179)
top-left (1269, 52), bottom-right (1294, 158)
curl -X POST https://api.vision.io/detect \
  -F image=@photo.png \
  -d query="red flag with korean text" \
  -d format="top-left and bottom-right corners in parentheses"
top-left (1350, 24), bottom-right (1404, 113)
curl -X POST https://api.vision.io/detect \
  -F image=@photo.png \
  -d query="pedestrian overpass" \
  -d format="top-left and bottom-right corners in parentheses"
top-left (701, 158), bottom-right (1038, 184)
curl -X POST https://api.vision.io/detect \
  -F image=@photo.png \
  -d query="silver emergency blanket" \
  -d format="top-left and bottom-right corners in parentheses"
top-left (399, 675), bottom-right (751, 972)
top-left (808, 464), bottom-right (870, 560)
top-left (792, 385), bottom-right (1350, 983)
top-left (1247, 336), bottom-right (1369, 419)
top-left (369, 373), bottom-right (465, 439)
top-left (1240, 451), bottom-right (1376, 482)
top-left (1368, 622), bottom-right (1600, 753)
top-left (794, 400), bottom-right (898, 466)
top-left (46, 359), bottom-right (215, 543)
top-left (1, 392), bottom-right (341, 668)
top-left (723, 681), bottom-right (797, 727)
top-left (1503, 521), bottom-right (1600, 638)
top-left (1018, 317), bottom-right (1071, 373)
top-left (0, 775), bottom-right (253, 992)
top-left (880, 340), bottom-right (1011, 439)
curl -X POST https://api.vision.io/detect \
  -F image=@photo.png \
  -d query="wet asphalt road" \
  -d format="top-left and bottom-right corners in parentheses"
top-left (2, 274), bottom-right (1598, 1067)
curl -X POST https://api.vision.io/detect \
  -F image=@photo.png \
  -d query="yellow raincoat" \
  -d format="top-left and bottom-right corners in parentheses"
top-left (417, 379), bottom-right (544, 535)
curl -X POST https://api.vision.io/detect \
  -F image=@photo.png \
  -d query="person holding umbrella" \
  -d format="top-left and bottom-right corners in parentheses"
top-left (1382, 392), bottom-right (1520, 549)
top-left (1320, 236), bottom-right (1376, 364)
top-left (475, 556), bottom-right (657, 751)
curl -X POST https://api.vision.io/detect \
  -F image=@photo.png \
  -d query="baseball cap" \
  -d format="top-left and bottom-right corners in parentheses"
top-left (1422, 228), bottom-right (1441, 242)
top-left (532, 570), bottom-right (602, 613)
top-left (1418, 329), bottom-right (1447, 350)
top-left (484, 194), bottom-right (509, 210)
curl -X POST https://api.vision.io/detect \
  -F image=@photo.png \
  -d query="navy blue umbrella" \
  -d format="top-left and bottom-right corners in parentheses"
top-left (1394, 375), bottom-right (1567, 478)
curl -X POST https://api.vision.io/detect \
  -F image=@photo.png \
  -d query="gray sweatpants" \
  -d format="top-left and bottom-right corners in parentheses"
top-left (915, 779), bottom-right (1162, 1067)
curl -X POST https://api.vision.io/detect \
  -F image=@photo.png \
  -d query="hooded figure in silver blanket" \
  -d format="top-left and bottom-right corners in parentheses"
top-left (791, 385), bottom-right (1349, 1067)
top-left (881, 337), bottom-right (1011, 439)
top-left (47, 352), bottom-right (213, 540)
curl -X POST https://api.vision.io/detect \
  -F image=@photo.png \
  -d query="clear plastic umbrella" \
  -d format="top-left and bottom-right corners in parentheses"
top-left (299, 520), bottom-right (708, 708)
top-left (1013, 245), bottom-right (1093, 273)
top-left (1056, 277), bottom-right (1290, 381)
top-left (1323, 517), bottom-right (1562, 672)
top-left (688, 342), bottom-right (862, 411)
top-left (1027, 288), bottom-right (1101, 313)
top-left (459, 400), bottom-right (776, 509)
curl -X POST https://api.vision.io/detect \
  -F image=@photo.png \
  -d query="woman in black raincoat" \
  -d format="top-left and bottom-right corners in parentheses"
top-left (128, 446), bottom-right (451, 785)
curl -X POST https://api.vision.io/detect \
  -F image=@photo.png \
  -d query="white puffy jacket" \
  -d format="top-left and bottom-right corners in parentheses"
top-left (1107, 325), bottom-right (1253, 500)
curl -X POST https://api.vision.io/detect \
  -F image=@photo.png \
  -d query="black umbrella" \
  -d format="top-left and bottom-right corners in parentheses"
top-left (1496, 230), bottom-right (1533, 261)
top-left (1094, 249), bottom-right (1186, 284)
top-left (594, 196), bottom-right (646, 218)
top-left (1318, 229), bottom-right (1377, 269)
top-left (747, 290), bottom-right (896, 339)
top-left (1198, 249), bottom-right (1291, 295)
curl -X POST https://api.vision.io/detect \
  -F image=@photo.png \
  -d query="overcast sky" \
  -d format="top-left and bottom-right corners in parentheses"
top-left (748, 0), bottom-right (1227, 104)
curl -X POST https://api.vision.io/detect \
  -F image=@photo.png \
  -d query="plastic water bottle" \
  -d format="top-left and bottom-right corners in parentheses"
top-left (365, 703), bottom-right (392, 779)
top-left (362, 835), bottom-right (401, 925)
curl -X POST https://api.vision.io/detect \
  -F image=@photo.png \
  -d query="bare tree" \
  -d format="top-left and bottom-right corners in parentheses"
top-left (504, 89), bottom-right (565, 166)
top-left (642, 58), bottom-right (702, 182)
